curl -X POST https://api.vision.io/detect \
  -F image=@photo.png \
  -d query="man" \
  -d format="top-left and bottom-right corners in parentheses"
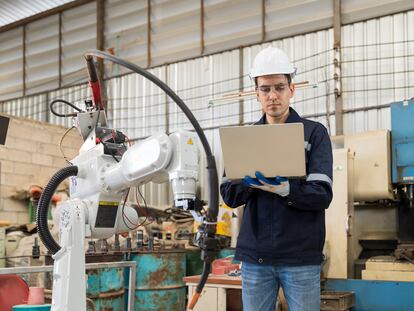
top-left (220, 47), bottom-right (333, 311)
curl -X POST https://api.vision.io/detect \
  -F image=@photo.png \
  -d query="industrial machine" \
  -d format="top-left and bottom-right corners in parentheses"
top-left (391, 99), bottom-right (414, 261)
top-left (36, 51), bottom-right (219, 310)
top-left (326, 99), bottom-right (414, 274)
top-left (324, 99), bottom-right (414, 310)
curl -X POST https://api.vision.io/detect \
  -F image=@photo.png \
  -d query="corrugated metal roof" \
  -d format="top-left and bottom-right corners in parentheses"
top-left (0, 0), bottom-right (75, 27)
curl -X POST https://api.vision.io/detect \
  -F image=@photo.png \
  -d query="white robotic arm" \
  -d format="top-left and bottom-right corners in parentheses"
top-left (48, 127), bottom-right (200, 310)
top-left (101, 131), bottom-right (199, 205)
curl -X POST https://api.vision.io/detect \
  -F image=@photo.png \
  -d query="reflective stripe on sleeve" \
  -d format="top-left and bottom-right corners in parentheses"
top-left (306, 173), bottom-right (332, 188)
top-left (304, 141), bottom-right (311, 151)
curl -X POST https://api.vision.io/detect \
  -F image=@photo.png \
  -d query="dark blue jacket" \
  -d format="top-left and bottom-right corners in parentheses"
top-left (220, 107), bottom-right (333, 265)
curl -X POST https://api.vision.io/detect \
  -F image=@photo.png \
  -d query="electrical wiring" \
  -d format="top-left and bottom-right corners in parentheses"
top-left (121, 188), bottom-right (136, 230)
top-left (50, 99), bottom-right (82, 117)
top-left (120, 185), bottom-right (153, 231)
top-left (59, 126), bottom-right (76, 164)
top-left (135, 186), bottom-right (153, 227)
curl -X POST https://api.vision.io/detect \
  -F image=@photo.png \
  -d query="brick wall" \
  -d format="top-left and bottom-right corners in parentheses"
top-left (0, 114), bottom-right (83, 224)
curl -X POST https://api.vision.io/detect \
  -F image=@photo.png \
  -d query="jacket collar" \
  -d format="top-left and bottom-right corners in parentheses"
top-left (256, 107), bottom-right (301, 125)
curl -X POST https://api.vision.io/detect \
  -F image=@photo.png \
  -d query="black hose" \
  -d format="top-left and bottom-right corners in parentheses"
top-left (36, 166), bottom-right (78, 254)
top-left (196, 262), bottom-right (211, 293)
top-left (50, 99), bottom-right (82, 117)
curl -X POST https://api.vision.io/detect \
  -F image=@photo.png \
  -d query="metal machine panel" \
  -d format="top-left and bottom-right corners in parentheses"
top-left (325, 278), bottom-right (414, 311)
top-left (344, 130), bottom-right (394, 201)
top-left (325, 149), bottom-right (355, 279)
top-left (391, 99), bottom-right (414, 184)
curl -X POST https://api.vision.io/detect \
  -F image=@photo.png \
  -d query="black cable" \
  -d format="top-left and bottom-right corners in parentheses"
top-left (196, 262), bottom-right (211, 292)
top-left (50, 99), bottom-right (82, 117)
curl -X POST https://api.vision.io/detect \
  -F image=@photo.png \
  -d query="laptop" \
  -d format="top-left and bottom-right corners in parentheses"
top-left (219, 123), bottom-right (306, 179)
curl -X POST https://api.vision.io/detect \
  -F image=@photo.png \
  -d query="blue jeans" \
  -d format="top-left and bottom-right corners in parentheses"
top-left (241, 262), bottom-right (321, 311)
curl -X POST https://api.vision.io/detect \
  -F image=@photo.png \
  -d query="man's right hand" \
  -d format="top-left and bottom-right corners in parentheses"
top-left (243, 171), bottom-right (290, 197)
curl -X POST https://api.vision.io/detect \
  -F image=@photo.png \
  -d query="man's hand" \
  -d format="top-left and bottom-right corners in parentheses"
top-left (243, 171), bottom-right (290, 197)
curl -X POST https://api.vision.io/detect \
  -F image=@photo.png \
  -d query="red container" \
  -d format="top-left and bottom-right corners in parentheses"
top-left (0, 274), bottom-right (29, 311)
top-left (212, 258), bottom-right (239, 274)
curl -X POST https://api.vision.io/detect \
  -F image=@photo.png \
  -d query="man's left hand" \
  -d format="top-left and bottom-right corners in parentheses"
top-left (243, 171), bottom-right (290, 197)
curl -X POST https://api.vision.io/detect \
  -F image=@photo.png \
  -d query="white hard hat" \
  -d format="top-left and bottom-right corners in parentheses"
top-left (249, 47), bottom-right (297, 79)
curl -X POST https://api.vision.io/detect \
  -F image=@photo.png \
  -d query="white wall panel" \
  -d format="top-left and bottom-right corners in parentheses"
top-left (342, 10), bottom-right (414, 134)
top-left (104, 0), bottom-right (148, 76)
top-left (151, 0), bottom-right (201, 66)
top-left (61, 2), bottom-right (96, 86)
top-left (25, 14), bottom-right (59, 95)
top-left (204, 0), bottom-right (261, 54)
top-left (266, 0), bottom-right (333, 41)
top-left (168, 57), bottom-right (211, 133)
top-left (167, 49), bottom-right (240, 133)
top-left (0, 27), bottom-right (23, 100)
top-left (210, 50), bottom-right (240, 127)
top-left (342, 0), bottom-right (414, 24)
